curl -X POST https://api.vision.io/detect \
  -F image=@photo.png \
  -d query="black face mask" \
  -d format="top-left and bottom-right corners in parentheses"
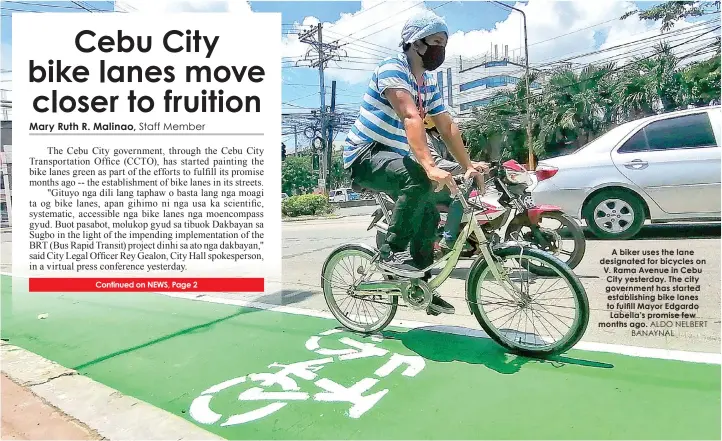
top-left (417, 38), bottom-right (445, 71)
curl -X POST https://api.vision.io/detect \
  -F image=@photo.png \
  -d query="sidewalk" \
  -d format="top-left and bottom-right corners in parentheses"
top-left (1, 374), bottom-right (100, 440)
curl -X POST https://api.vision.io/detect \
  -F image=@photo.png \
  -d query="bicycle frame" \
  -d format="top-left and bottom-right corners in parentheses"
top-left (355, 181), bottom-right (520, 304)
top-left (371, 176), bottom-right (516, 236)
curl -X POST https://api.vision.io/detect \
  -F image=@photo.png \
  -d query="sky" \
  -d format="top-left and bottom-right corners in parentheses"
top-left (1, 0), bottom-right (717, 144)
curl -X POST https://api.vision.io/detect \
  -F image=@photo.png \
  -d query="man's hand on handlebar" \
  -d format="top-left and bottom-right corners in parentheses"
top-left (471, 161), bottom-right (490, 173)
top-left (470, 161), bottom-right (489, 191)
top-left (427, 166), bottom-right (458, 195)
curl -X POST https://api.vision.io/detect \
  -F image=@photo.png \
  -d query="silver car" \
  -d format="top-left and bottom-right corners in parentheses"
top-left (531, 105), bottom-right (721, 240)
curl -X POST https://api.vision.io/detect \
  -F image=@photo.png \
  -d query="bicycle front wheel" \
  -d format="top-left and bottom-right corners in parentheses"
top-left (466, 245), bottom-right (589, 356)
top-left (321, 244), bottom-right (398, 333)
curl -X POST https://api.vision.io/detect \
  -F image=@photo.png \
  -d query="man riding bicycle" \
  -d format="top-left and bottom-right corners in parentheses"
top-left (343, 10), bottom-right (484, 315)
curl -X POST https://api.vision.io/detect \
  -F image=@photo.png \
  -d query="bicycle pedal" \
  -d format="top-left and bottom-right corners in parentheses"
top-left (425, 308), bottom-right (441, 317)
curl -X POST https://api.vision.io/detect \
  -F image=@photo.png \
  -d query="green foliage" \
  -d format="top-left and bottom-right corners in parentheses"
top-left (621, 1), bottom-right (720, 32)
top-left (282, 155), bottom-right (317, 196)
top-left (682, 55), bottom-right (721, 105)
top-left (282, 194), bottom-right (334, 217)
top-left (329, 155), bottom-right (351, 190)
top-left (460, 47), bottom-right (721, 163)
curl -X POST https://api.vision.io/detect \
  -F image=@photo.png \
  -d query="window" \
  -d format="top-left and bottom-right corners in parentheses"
top-left (644, 113), bottom-right (716, 151)
top-left (460, 75), bottom-right (521, 91)
top-left (460, 98), bottom-right (492, 112)
top-left (617, 112), bottom-right (717, 154)
top-left (618, 130), bottom-right (648, 153)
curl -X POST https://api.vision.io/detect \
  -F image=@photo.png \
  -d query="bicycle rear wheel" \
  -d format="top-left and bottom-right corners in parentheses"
top-left (321, 244), bottom-right (398, 333)
top-left (466, 245), bottom-right (589, 356)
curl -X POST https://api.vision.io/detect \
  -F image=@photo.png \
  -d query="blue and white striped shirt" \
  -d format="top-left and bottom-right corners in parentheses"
top-left (342, 53), bottom-right (447, 169)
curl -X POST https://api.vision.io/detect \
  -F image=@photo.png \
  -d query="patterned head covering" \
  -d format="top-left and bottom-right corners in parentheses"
top-left (400, 10), bottom-right (449, 46)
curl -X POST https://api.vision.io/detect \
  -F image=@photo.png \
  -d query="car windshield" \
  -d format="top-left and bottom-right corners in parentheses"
top-left (572, 120), bottom-right (640, 154)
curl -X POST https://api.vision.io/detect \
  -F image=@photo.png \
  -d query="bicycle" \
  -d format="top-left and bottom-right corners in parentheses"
top-left (321, 176), bottom-right (589, 357)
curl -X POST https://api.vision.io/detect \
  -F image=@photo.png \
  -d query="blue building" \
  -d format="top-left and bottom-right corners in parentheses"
top-left (433, 44), bottom-right (544, 118)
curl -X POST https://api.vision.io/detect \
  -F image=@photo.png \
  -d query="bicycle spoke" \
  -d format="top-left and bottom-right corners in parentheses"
top-left (473, 251), bottom-right (583, 352)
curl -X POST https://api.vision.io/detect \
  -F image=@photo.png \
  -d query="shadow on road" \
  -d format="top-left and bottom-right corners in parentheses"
top-left (252, 289), bottom-right (316, 306)
top-left (439, 267), bottom-right (600, 281)
top-left (66, 291), bottom-right (314, 370)
top-left (71, 308), bottom-right (250, 370)
top-left (584, 223), bottom-right (720, 241)
top-left (380, 326), bottom-right (612, 375)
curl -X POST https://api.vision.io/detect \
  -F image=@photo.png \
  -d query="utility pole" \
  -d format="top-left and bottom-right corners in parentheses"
top-left (298, 23), bottom-right (343, 192)
top-left (326, 80), bottom-right (337, 192)
top-left (493, 1), bottom-right (535, 170)
top-left (293, 125), bottom-right (298, 154)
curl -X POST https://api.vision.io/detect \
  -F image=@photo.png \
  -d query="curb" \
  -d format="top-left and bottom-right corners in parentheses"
top-left (0, 343), bottom-right (224, 440)
top-left (283, 212), bottom-right (374, 222)
top-left (282, 214), bottom-right (345, 222)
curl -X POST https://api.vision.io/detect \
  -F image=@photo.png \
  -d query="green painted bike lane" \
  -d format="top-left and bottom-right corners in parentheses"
top-left (1, 276), bottom-right (720, 440)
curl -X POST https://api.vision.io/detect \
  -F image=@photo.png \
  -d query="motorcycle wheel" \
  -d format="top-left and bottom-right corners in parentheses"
top-left (505, 212), bottom-right (586, 277)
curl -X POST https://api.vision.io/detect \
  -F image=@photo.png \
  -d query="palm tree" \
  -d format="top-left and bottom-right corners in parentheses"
top-left (534, 64), bottom-right (615, 152)
top-left (614, 61), bottom-right (658, 120)
top-left (459, 44), bottom-right (719, 161)
top-left (682, 55), bottom-right (721, 106)
top-left (615, 43), bottom-right (684, 118)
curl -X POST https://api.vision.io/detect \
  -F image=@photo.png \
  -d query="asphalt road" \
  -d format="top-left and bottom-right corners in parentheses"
top-left (275, 214), bottom-right (721, 354)
top-left (1, 215), bottom-right (719, 353)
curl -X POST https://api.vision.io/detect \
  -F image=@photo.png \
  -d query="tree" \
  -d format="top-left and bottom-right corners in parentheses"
top-left (621, 1), bottom-right (720, 32)
top-left (459, 39), bottom-right (720, 163)
top-left (682, 55), bottom-right (721, 105)
top-left (281, 142), bottom-right (287, 161)
top-left (282, 155), bottom-right (317, 195)
top-left (329, 155), bottom-right (350, 190)
top-left (535, 64), bottom-right (616, 152)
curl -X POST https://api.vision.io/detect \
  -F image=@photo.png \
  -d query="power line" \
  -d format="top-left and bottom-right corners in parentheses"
top-left (4, 1), bottom-right (83, 9)
top-left (71, 1), bottom-right (94, 12)
top-left (344, 1), bottom-right (451, 50)
top-left (459, 25), bottom-right (720, 117)
top-left (456, 36), bottom-right (719, 104)
top-left (452, 18), bottom-right (721, 102)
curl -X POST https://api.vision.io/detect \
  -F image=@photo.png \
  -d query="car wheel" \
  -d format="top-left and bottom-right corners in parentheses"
top-left (583, 190), bottom-right (645, 240)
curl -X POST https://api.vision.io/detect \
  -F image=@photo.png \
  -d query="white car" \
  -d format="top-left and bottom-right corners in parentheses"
top-left (328, 188), bottom-right (359, 203)
top-left (531, 106), bottom-right (721, 240)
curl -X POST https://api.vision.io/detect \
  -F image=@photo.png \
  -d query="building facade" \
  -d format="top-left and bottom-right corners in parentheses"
top-left (434, 44), bottom-right (543, 119)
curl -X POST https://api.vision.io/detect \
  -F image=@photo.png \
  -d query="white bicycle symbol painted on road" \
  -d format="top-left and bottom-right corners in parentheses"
top-left (189, 329), bottom-right (425, 427)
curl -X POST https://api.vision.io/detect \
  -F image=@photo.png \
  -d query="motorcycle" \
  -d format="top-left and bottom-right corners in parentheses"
top-left (369, 157), bottom-right (586, 277)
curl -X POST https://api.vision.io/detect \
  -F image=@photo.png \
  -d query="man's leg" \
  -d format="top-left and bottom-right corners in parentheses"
top-left (431, 158), bottom-right (471, 253)
top-left (351, 148), bottom-right (431, 274)
top-left (410, 201), bottom-right (439, 270)
top-left (439, 193), bottom-right (473, 253)
top-left (409, 201), bottom-right (455, 315)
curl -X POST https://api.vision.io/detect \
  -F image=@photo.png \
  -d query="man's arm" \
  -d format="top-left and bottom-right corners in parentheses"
top-left (384, 89), bottom-right (456, 193)
top-left (384, 89), bottom-right (435, 170)
top-left (432, 112), bottom-right (488, 189)
top-left (431, 112), bottom-right (473, 169)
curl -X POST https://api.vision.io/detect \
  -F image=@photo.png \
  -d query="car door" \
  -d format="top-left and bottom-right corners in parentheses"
top-left (610, 110), bottom-right (721, 215)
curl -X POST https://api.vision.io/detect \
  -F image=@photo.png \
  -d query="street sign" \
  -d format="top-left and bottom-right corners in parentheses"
top-left (318, 179), bottom-right (325, 188)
